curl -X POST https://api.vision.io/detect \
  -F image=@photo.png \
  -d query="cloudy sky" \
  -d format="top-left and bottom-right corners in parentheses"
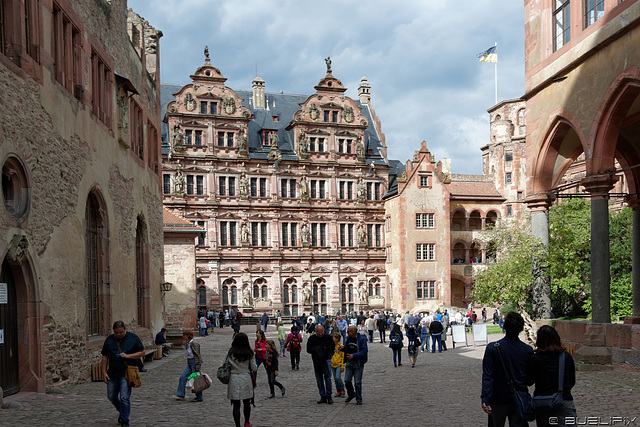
top-left (128, 0), bottom-right (525, 175)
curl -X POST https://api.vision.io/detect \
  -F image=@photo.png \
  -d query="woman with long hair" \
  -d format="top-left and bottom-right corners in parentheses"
top-left (264, 340), bottom-right (285, 398)
top-left (254, 329), bottom-right (268, 373)
top-left (526, 325), bottom-right (576, 427)
top-left (227, 332), bottom-right (257, 427)
top-left (284, 325), bottom-right (302, 370)
top-left (406, 326), bottom-right (421, 368)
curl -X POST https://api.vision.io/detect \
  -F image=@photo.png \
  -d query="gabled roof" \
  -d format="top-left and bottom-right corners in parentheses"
top-left (448, 180), bottom-right (505, 201)
top-left (163, 207), bottom-right (204, 233)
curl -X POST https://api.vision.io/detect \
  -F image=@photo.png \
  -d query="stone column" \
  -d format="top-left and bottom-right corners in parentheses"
top-left (526, 194), bottom-right (553, 319)
top-left (581, 175), bottom-right (618, 324)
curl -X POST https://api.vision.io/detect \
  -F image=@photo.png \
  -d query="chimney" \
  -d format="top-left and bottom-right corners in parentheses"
top-left (358, 76), bottom-right (371, 104)
top-left (252, 77), bottom-right (265, 109)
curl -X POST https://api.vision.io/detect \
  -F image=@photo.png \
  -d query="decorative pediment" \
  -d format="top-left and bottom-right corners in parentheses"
top-left (311, 266), bottom-right (332, 273)
top-left (340, 265), bottom-right (361, 273)
top-left (319, 102), bottom-right (341, 109)
top-left (220, 212), bottom-right (241, 219)
top-left (197, 92), bottom-right (223, 100)
top-left (366, 266), bottom-right (384, 273)
top-left (184, 211), bottom-right (205, 219)
top-left (247, 213), bottom-right (268, 221)
top-left (183, 119), bottom-right (206, 127)
top-left (196, 266), bottom-right (211, 275)
top-left (281, 266), bottom-right (304, 274)
top-left (336, 130), bottom-right (357, 137)
top-left (215, 123), bottom-right (242, 130)
top-left (308, 128), bottom-right (330, 136)
top-left (220, 266), bottom-right (242, 273)
top-left (250, 266), bottom-right (273, 274)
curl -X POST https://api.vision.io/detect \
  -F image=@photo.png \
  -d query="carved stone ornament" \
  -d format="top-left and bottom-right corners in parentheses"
top-left (117, 88), bottom-right (129, 132)
top-left (7, 234), bottom-right (29, 264)
top-left (342, 106), bottom-right (354, 123)
top-left (309, 104), bottom-right (319, 120)
top-left (242, 286), bottom-right (252, 307)
top-left (223, 97), bottom-right (236, 114)
top-left (184, 92), bottom-right (196, 112)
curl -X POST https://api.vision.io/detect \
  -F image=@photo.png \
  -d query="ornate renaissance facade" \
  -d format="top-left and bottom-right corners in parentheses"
top-left (162, 52), bottom-right (390, 318)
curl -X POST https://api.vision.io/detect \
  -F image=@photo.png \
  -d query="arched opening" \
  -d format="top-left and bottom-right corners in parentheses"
top-left (341, 277), bottom-right (354, 314)
top-left (452, 241), bottom-right (466, 264)
top-left (469, 210), bottom-right (482, 230)
top-left (85, 190), bottom-right (110, 337)
top-left (486, 210), bottom-right (499, 229)
top-left (135, 216), bottom-right (150, 328)
top-left (470, 241), bottom-right (482, 263)
top-left (451, 209), bottom-right (466, 230)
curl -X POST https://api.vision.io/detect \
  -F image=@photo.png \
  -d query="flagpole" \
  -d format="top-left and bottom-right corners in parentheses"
top-left (494, 42), bottom-right (498, 105)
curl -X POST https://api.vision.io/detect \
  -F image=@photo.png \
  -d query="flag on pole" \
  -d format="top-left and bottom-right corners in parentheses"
top-left (477, 46), bottom-right (497, 63)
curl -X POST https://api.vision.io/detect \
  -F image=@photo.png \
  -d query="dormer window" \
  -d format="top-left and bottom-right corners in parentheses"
top-left (324, 110), bottom-right (338, 123)
top-left (262, 130), bottom-right (276, 147)
top-left (199, 101), bottom-right (218, 115)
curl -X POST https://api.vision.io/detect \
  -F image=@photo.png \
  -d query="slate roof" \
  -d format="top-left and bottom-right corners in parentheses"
top-left (160, 83), bottom-right (388, 166)
top-left (382, 159), bottom-right (406, 199)
top-left (163, 207), bottom-right (204, 233)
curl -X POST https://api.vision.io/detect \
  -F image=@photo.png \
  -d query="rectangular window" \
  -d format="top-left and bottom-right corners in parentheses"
top-left (339, 224), bottom-right (346, 247)
top-left (217, 132), bottom-right (225, 147)
top-left (310, 180), bottom-right (317, 199)
top-left (220, 221), bottom-right (228, 246)
top-left (250, 178), bottom-right (257, 197)
top-left (219, 176), bottom-right (226, 196)
top-left (347, 182), bottom-right (353, 200)
top-left (186, 175), bottom-right (194, 195)
top-left (52, 3), bottom-right (81, 97)
top-left (347, 224), bottom-right (354, 247)
top-left (417, 281), bottom-right (436, 299)
top-left (367, 224), bottom-right (373, 247)
top-left (251, 222), bottom-right (259, 246)
top-left (228, 177), bottom-right (235, 196)
top-left (554, 0), bottom-right (571, 51)
top-left (338, 138), bottom-right (353, 154)
top-left (148, 122), bottom-right (159, 174)
top-left (129, 102), bottom-right (144, 160)
top-left (195, 130), bottom-right (202, 146)
top-left (386, 246), bottom-right (392, 263)
top-left (312, 223), bottom-right (326, 247)
top-left (281, 223), bottom-right (288, 247)
top-left (319, 181), bottom-right (325, 199)
top-left (289, 179), bottom-right (296, 198)
top-left (163, 174), bottom-right (171, 194)
top-left (332, 111), bottom-right (338, 123)
top-left (505, 151), bottom-right (513, 162)
top-left (375, 183), bottom-right (381, 200)
top-left (419, 175), bottom-right (432, 188)
top-left (324, 110), bottom-right (330, 122)
top-left (366, 182), bottom-right (372, 201)
top-left (200, 101), bottom-right (208, 114)
top-left (262, 130), bottom-right (275, 146)
top-left (290, 223), bottom-right (297, 246)
top-left (517, 191), bottom-right (523, 200)
top-left (505, 172), bottom-right (512, 184)
top-left (185, 130), bottom-right (193, 145)
top-left (260, 178), bottom-right (267, 197)
top-left (416, 213), bottom-right (435, 228)
top-left (507, 205), bottom-right (513, 217)
top-left (320, 223), bottom-right (326, 247)
top-left (416, 243), bottom-right (436, 261)
top-left (280, 180), bottom-right (287, 198)
top-left (375, 224), bottom-right (382, 247)
top-left (339, 181), bottom-right (345, 200)
top-left (210, 102), bottom-right (217, 115)
top-left (197, 221), bottom-right (206, 246)
top-left (196, 176), bottom-right (204, 195)
top-left (584, 0), bottom-right (604, 28)
top-left (91, 50), bottom-right (113, 127)
top-left (308, 137), bottom-right (326, 152)
top-left (260, 222), bottom-right (268, 246)
top-left (229, 222), bottom-right (237, 246)
top-left (226, 132), bottom-right (234, 147)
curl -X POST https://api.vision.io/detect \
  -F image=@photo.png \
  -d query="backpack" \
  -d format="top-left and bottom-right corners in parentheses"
top-left (290, 333), bottom-right (301, 351)
top-left (389, 333), bottom-right (402, 348)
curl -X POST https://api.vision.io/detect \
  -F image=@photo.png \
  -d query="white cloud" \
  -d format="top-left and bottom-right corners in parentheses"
top-left (129, 0), bottom-right (524, 174)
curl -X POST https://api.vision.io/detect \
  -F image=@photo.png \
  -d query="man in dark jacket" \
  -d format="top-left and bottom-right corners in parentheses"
top-left (481, 312), bottom-right (533, 427)
top-left (429, 318), bottom-right (444, 353)
top-left (306, 324), bottom-right (334, 404)
top-left (343, 325), bottom-right (368, 405)
top-left (261, 312), bottom-right (269, 332)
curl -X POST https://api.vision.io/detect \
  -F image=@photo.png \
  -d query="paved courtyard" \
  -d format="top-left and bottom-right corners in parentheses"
top-left (1, 326), bottom-right (639, 426)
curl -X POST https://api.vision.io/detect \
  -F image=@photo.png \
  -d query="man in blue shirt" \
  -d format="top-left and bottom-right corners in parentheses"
top-left (101, 321), bottom-right (145, 427)
top-left (343, 325), bottom-right (368, 405)
top-left (481, 312), bottom-right (533, 427)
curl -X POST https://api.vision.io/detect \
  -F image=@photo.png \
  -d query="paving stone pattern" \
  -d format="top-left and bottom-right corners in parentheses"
top-left (1, 326), bottom-right (639, 426)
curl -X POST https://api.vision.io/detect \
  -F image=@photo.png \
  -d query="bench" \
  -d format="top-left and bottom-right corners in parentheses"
top-left (143, 347), bottom-right (157, 363)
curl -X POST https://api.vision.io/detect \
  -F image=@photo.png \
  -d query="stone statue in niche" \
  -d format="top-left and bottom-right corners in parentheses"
top-left (299, 176), bottom-right (308, 200)
top-left (184, 92), bottom-right (196, 112)
top-left (117, 89), bottom-right (129, 132)
top-left (172, 126), bottom-right (184, 152)
top-left (241, 223), bottom-right (249, 244)
top-left (239, 172), bottom-right (248, 197)
top-left (299, 133), bottom-right (308, 157)
top-left (325, 56), bottom-right (332, 73)
top-left (174, 169), bottom-right (184, 196)
top-left (302, 285), bottom-right (312, 305)
top-left (309, 104), bottom-right (319, 121)
top-left (301, 223), bottom-right (310, 245)
top-left (357, 177), bottom-right (365, 201)
top-left (270, 132), bottom-right (278, 149)
top-left (357, 224), bottom-right (366, 244)
top-left (238, 134), bottom-right (247, 154)
top-left (356, 139), bottom-right (365, 160)
top-left (243, 286), bottom-right (252, 307)
top-left (223, 97), bottom-right (236, 115)
top-left (359, 283), bottom-right (368, 304)
top-left (342, 106), bottom-right (354, 123)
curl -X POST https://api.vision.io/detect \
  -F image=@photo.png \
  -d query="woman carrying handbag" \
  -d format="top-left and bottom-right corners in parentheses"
top-left (175, 330), bottom-right (203, 402)
top-left (227, 332), bottom-right (257, 427)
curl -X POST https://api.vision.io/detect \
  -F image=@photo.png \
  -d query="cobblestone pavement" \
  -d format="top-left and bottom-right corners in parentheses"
top-left (1, 326), bottom-right (639, 426)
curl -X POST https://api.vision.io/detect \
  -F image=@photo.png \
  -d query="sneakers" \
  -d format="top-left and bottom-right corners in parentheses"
top-left (281, 386), bottom-right (286, 397)
top-left (244, 423), bottom-right (253, 427)
top-left (335, 391), bottom-right (345, 397)
top-left (267, 394), bottom-right (275, 399)
top-left (175, 395), bottom-right (185, 400)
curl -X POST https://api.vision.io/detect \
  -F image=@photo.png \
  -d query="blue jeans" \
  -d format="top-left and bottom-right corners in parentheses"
top-left (313, 360), bottom-right (332, 398)
top-left (331, 365), bottom-right (344, 394)
top-left (340, 330), bottom-right (347, 343)
top-left (278, 338), bottom-right (286, 354)
top-left (420, 335), bottom-right (430, 351)
top-left (344, 362), bottom-right (364, 402)
top-left (176, 359), bottom-right (203, 400)
top-left (107, 376), bottom-right (131, 424)
top-left (431, 334), bottom-right (442, 352)
top-left (392, 347), bottom-right (402, 364)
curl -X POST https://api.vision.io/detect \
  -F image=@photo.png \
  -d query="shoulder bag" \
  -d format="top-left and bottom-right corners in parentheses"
top-left (531, 352), bottom-right (565, 410)
top-left (217, 349), bottom-right (232, 384)
top-left (495, 342), bottom-right (535, 422)
top-left (116, 340), bottom-right (141, 388)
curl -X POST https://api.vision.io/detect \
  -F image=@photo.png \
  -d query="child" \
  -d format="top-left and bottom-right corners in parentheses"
top-left (284, 325), bottom-right (302, 370)
top-left (330, 332), bottom-right (346, 397)
top-left (277, 321), bottom-right (286, 357)
top-left (264, 340), bottom-right (285, 398)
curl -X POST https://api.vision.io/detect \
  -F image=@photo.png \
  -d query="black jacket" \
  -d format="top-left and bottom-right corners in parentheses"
top-left (306, 333), bottom-right (334, 368)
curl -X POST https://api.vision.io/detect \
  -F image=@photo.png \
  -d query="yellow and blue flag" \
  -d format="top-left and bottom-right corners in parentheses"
top-left (477, 46), bottom-right (497, 63)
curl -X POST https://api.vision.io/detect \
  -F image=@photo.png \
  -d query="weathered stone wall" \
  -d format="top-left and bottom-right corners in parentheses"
top-left (164, 235), bottom-right (197, 329)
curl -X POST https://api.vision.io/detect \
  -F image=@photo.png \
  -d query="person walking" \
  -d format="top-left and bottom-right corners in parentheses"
top-left (526, 325), bottom-right (576, 427)
top-left (430, 317), bottom-right (444, 353)
top-left (441, 310), bottom-right (450, 351)
top-left (254, 329), bottom-right (268, 374)
top-left (277, 321), bottom-right (286, 357)
top-left (226, 332), bottom-right (257, 427)
top-left (365, 315), bottom-right (376, 343)
top-left (388, 323), bottom-right (404, 367)
top-left (284, 325), bottom-right (302, 370)
top-left (175, 330), bottom-right (203, 402)
top-left (231, 313), bottom-right (241, 337)
top-left (481, 312), bottom-right (534, 427)
top-left (261, 312), bottom-right (270, 332)
top-left (307, 324), bottom-right (334, 404)
top-left (199, 315), bottom-right (207, 337)
top-left (264, 340), bottom-right (285, 398)
top-left (343, 325), bottom-right (368, 405)
top-left (337, 316), bottom-right (348, 343)
top-left (376, 314), bottom-right (387, 343)
top-left (406, 326), bottom-right (421, 368)
top-left (419, 319), bottom-right (430, 353)
top-left (331, 332), bottom-right (346, 397)
top-left (100, 321), bottom-right (145, 427)
top-left (357, 317), bottom-right (367, 337)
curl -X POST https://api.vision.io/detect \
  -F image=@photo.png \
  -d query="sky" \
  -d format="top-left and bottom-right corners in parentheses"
top-left (128, 0), bottom-right (525, 175)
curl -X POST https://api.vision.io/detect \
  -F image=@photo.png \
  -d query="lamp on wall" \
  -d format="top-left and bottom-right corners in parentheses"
top-left (161, 282), bottom-right (173, 293)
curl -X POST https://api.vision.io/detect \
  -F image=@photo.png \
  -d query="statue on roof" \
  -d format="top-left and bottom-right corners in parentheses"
top-left (204, 45), bottom-right (210, 61)
top-left (270, 131), bottom-right (278, 149)
top-left (325, 56), bottom-right (332, 73)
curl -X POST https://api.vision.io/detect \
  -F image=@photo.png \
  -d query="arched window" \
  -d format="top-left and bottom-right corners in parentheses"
top-left (341, 284), bottom-right (346, 302)
top-left (261, 285), bottom-right (268, 298)
top-left (231, 286), bottom-right (237, 305)
top-left (313, 284), bottom-right (318, 302)
top-left (291, 285), bottom-right (298, 304)
top-left (452, 210), bottom-right (466, 230)
top-left (198, 286), bottom-right (207, 306)
top-left (348, 284), bottom-right (353, 302)
top-left (320, 285), bottom-right (326, 302)
top-left (253, 285), bottom-right (259, 298)
top-left (222, 286), bottom-right (229, 305)
top-left (86, 195), bottom-right (100, 336)
top-left (517, 109), bottom-right (525, 125)
top-left (469, 211), bottom-right (482, 230)
top-left (283, 285), bottom-right (289, 304)
top-left (135, 216), bottom-right (149, 327)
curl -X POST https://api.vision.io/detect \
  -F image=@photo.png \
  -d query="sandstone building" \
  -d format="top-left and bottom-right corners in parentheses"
top-left (0, 0), bottom-right (164, 396)
top-left (162, 53), bottom-right (390, 319)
